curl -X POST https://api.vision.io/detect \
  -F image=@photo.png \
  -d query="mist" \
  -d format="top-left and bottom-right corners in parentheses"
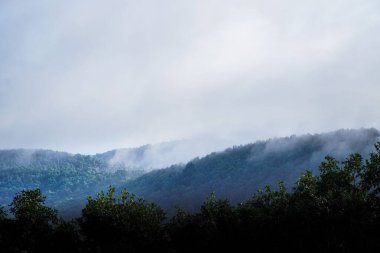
top-left (258, 128), bottom-right (380, 172)
top-left (106, 137), bottom-right (237, 171)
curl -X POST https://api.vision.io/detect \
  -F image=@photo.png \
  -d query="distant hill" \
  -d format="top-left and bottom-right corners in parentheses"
top-left (0, 128), bottom-right (379, 217)
top-left (0, 139), bottom-right (228, 217)
top-left (0, 149), bottom-right (145, 217)
top-left (122, 128), bottom-right (380, 214)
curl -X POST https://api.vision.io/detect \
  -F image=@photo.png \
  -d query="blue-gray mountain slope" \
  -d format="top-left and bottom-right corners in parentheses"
top-left (123, 128), bottom-right (380, 213)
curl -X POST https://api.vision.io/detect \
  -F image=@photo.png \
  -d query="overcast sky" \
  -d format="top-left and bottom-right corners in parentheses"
top-left (0, 0), bottom-right (379, 154)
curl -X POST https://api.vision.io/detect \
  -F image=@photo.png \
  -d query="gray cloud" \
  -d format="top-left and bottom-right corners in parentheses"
top-left (0, 0), bottom-right (380, 154)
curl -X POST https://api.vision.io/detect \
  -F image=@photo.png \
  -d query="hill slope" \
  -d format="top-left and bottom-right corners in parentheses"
top-left (123, 128), bottom-right (380, 213)
top-left (0, 139), bottom-right (226, 216)
top-left (1, 128), bottom-right (379, 217)
top-left (0, 149), bottom-right (146, 217)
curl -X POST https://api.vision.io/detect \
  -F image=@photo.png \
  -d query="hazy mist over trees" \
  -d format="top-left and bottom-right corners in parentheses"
top-left (0, 128), bottom-right (379, 217)
top-left (1, 138), bottom-right (380, 252)
top-left (123, 128), bottom-right (380, 213)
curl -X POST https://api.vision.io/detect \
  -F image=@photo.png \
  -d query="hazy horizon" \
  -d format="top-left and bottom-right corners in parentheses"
top-left (1, 0), bottom-right (380, 153)
top-left (0, 127), bottom-right (378, 157)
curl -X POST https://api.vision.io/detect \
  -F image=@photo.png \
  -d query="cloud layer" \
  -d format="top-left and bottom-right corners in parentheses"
top-left (1, 0), bottom-right (379, 153)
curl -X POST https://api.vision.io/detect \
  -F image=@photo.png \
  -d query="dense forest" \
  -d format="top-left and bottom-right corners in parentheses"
top-left (123, 128), bottom-right (380, 213)
top-left (0, 128), bottom-right (379, 218)
top-left (0, 142), bottom-right (380, 252)
top-left (0, 149), bottom-right (144, 217)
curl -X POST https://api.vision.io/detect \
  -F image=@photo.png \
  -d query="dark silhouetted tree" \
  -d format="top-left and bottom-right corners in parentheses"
top-left (79, 186), bottom-right (166, 253)
top-left (9, 189), bottom-right (58, 252)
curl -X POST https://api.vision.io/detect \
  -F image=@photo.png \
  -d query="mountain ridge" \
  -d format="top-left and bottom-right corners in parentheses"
top-left (0, 128), bottom-right (379, 217)
top-left (121, 128), bottom-right (380, 214)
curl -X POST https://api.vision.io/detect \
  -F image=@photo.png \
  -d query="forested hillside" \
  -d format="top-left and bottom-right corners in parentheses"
top-left (124, 128), bottom-right (380, 213)
top-left (0, 139), bottom-right (220, 216)
top-left (0, 149), bottom-right (144, 217)
top-left (1, 142), bottom-right (380, 252)
top-left (1, 128), bottom-right (379, 217)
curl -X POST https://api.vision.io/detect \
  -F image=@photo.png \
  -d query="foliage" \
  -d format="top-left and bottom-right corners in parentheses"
top-left (0, 206), bottom-right (5, 221)
top-left (0, 129), bottom-right (378, 217)
top-left (79, 186), bottom-right (165, 252)
top-left (0, 150), bottom-right (144, 218)
top-left (124, 128), bottom-right (380, 213)
top-left (0, 140), bottom-right (380, 252)
top-left (4, 189), bottom-right (59, 252)
top-left (10, 189), bottom-right (57, 224)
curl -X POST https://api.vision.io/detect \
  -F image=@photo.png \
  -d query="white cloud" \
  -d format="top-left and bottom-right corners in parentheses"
top-left (0, 0), bottom-right (379, 154)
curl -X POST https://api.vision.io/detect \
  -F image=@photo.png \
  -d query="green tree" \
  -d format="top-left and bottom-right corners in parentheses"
top-left (168, 193), bottom-right (237, 252)
top-left (10, 189), bottom-right (57, 224)
top-left (361, 142), bottom-right (380, 195)
top-left (9, 189), bottom-right (58, 252)
top-left (0, 206), bottom-right (6, 221)
top-left (79, 186), bottom-right (165, 252)
top-left (199, 192), bottom-right (237, 250)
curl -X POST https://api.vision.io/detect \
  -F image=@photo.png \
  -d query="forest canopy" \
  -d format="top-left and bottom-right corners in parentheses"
top-left (0, 142), bottom-right (380, 252)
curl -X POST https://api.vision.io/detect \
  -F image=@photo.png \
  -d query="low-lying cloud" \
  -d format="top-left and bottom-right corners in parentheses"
top-left (108, 137), bottom-right (235, 171)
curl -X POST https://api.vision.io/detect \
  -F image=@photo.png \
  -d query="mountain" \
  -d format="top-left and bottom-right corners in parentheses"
top-left (122, 128), bottom-right (380, 214)
top-left (0, 128), bottom-right (379, 217)
top-left (0, 139), bottom-right (229, 217)
top-left (0, 149), bottom-right (146, 217)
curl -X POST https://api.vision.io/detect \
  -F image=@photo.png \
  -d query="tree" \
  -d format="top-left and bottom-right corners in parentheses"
top-left (79, 186), bottom-right (166, 253)
top-left (361, 142), bottom-right (380, 195)
top-left (168, 193), bottom-right (237, 252)
top-left (10, 189), bottom-right (57, 224)
top-left (0, 206), bottom-right (6, 221)
top-left (9, 189), bottom-right (58, 252)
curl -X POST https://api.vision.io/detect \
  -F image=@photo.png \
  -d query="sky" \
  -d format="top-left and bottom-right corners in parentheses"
top-left (0, 0), bottom-right (380, 154)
